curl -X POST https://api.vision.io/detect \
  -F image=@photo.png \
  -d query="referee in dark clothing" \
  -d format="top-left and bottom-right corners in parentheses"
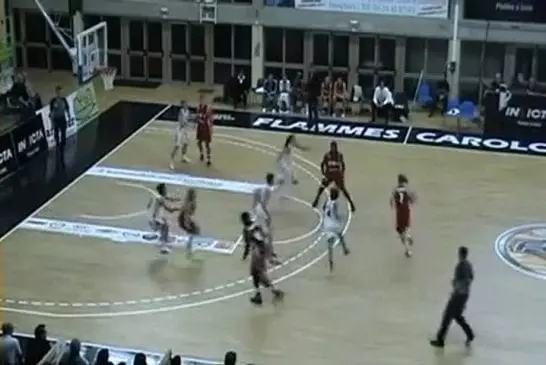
top-left (49, 85), bottom-right (70, 158)
top-left (306, 72), bottom-right (321, 131)
top-left (430, 246), bottom-right (475, 348)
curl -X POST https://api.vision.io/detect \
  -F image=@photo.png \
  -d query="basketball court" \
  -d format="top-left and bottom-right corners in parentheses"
top-left (2, 111), bottom-right (546, 364)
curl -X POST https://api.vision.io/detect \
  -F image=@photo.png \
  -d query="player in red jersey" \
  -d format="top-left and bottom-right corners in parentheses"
top-left (240, 211), bottom-right (284, 306)
top-left (311, 140), bottom-right (356, 212)
top-left (390, 174), bottom-right (416, 257)
top-left (196, 95), bottom-right (213, 166)
top-left (178, 188), bottom-right (200, 259)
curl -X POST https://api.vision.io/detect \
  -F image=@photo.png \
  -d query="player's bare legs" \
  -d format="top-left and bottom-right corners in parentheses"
top-left (180, 143), bottom-right (189, 163)
top-left (197, 140), bottom-right (204, 162)
top-left (158, 220), bottom-right (171, 254)
top-left (399, 230), bottom-right (412, 257)
top-left (312, 185), bottom-right (327, 208)
top-left (205, 142), bottom-right (211, 166)
top-left (186, 223), bottom-right (200, 259)
top-left (170, 144), bottom-right (189, 170)
top-left (340, 186), bottom-right (356, 212)
top-left (169, 146), bottom-right (179, 170)
top-left (327, 234), bottom-right (350, 272)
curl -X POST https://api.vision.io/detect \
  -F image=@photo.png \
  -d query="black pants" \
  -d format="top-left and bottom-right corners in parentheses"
top-left (52, 116), bottom-right (67, 155)
top-left (436, 293), bottom-right (474, 342)
top-left (428, 93), bottom-right (448, 117)
top-left (233, 91), bottom-right (247, 109)
top-left (307, 100), bottom-right (319, 130)
top-left (371, 103), bottom-right (392, 123)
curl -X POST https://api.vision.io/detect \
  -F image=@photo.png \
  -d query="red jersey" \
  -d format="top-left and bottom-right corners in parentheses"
top-left (392, 185), bottom-right (414, 234)
top-left (322, 151), bottom-right (344, 177)
top-left (197, 104), bottom-right (212, 128)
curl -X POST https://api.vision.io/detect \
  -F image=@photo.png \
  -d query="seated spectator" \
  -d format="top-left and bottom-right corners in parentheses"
top-left (59, 339), bottom-right (88, 365)
top-left (223, 351), bottom-right (237, 365)
top-left (277, 74), bottom-right (291, 113)
top-left (25, 324), bottom-right (51, 365)
top-left (332, 76), bottom-right (347, 117)
top-left (133, 353), bottom-right (147, 365)
top-left (511, 72), bottom-right (527, 93)
top-left (489, 72), bottom-right (504, 91)
top-left (95, 348), bottom-right (112, 365)
top-left (428, 75), bottom-right (450, 117)
top-left (371, 80), bottom-right (393, 123)
top-left (320, 76), bottom-right (332, 115)
top-left (291, 72), bottom-right (304, 113)
top-left (393, 92), bottom-right (410, 123)
top-left (1, 322), bottom-right (23, 365)
top-left (526, 77), bottom-right (543, 94)
top-left (261, 73), bottom-right (277, 112)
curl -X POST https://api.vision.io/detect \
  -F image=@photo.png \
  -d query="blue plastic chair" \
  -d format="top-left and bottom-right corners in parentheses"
top-left (417, 81), bottom-right (433, 105)
top-left (459, 101), bottom-right (476, 120)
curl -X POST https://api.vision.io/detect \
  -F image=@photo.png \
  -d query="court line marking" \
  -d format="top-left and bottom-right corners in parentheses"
top-left (0, 104), bottom-right (173, 244)
top-left (80, 210), bottom-right (147, 221)
top-left (0, 129), bottom-right (352, 317)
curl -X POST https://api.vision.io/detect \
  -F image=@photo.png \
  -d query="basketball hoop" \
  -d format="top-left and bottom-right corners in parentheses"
top-left (96, 67), bottom-right (117, 91)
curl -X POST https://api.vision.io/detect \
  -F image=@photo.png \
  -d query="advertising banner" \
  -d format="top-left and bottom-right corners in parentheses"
top-left (0, 132), bottom-right (17, 180)
top-left (464, 0), bottom-right (546, 24)
top-left (293, 0), bottom-right (449, 18)
top-left (10, 114), bottom-right (48, 165)
top-left (36, 82), bottom-right (99, 149)
top-left (484, 91), bottom-right (546, 141)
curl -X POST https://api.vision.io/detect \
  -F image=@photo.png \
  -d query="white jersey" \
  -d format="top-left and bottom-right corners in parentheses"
top-left (277, 145), bottom-right (293, 182)
top-left (253, 185), bottom-right (273, 227)
top-left (323, 198), bottom-right (341, 236)
top-left (174, 108), bottom-right (190, 146)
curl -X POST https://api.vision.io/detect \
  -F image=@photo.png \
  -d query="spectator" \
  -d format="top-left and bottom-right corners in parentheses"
top-left (25, 324), bottom-right (51, 365)
top-left (262, 74), bottom-right (277, 112)
top-left (489, 72), bottom-right (504, 91)
top-left (291, 72), bottom-right (304, 113)
top-left (223, 351), bottom-right (237, 365)
top-left (232, 69), bottom-right (249, 109)
top-left (428, 75), bottom-right (450, 117)
top-left (277, 74), bottom-right (291, 113)
top-left (511, 72), bottom-right (527, 93)
top-left (1, 322), bottom-right (23, 365)
top-left (371, 80), bottom-right (393, 123)
top-left (132, 353), bottom-right (147, 365)
top-left (526, 77), bottom-right (543, 94)
top-left (320, 75), bottom-right (332, 114)
top-left (95, 349), bottom-right (110, 365)
top-left (306, 72), bottom-right (321, 130)
top-left (59, 339), bottom-right (88, 365)
top-left (332, 76), bottom-right (347, 117)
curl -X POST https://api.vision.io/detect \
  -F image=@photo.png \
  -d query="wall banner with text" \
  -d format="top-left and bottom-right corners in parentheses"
top-left (464, 0), bottom-right (546, 24)
top-left (293, 0), bottom-right (449, 18)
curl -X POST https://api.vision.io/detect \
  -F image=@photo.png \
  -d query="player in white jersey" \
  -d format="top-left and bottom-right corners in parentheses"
top-left (169, 100), bottom-right (191, 170)
top-left (147, 183), bottom-right (180, 254)
top-left (276, 134), bottom-right (307, 197)
top-left (322, 188), bottom-right (350, 271)
top-left (250, 172), bottom-right (281, 265)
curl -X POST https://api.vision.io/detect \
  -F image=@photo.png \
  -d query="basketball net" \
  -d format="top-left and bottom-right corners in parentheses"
top-left (98, 67), bottom-right (117, 91)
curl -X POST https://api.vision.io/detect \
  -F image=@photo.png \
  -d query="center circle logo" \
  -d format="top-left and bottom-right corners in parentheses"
top-left (495, 224), bottom-right (546, 280)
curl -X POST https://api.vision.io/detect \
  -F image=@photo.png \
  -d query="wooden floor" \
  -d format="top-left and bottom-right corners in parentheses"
top-left (2, 74), bottom-right (546, 364)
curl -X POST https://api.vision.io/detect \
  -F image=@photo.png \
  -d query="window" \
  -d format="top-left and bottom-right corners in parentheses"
top-left (359, 37), bottom-right (375, 70)
top-left (129, 56), bottom-right (144, 78)
top-left (537, 49), bottom-right (546, 82)
top-left (378, 38), bottom-right (395, 71)
top-left (148, 57), bottom-right (163, 79)
top-left (84, 15), bottom-right (101, 28)
top-left (285, 68), bottom-right (303, 82)
top-left (172, 59), bottom-right (187, 81)
top-left (129, 21), bottom-right (144, 51)
top-left (27, 47), bottom-right (48, 68)
top-left (214, 24), bottom-right (232, 58)
top-left (332, 35), bottom-right (349, 67)
top-left (51, 48), bottom-right (72, 70)
top-left (190, 60), bottom-right (205, 82)
top-left (460, 41), bottom-right (482, 78)
top-left (171, 24), bottom-right (187, 55)
top-left (483, 43), bottom-right (505, 79)
top-left (515, 47), bottom-right (533, 78)
top-left (105, 17), bottom-right (121, 50)
top-left (459, 80), bottom-right (479, 103)
top-left (285, 29), bottom-right (303, 64)
top-left (147, 22), bottom-right (163, 53)
top-left (190, 24), bottom-right (205, 56)
top-left (25, 12), bottom-right (47, 43)
top-left (234, 25), bottom-right (251, 60)
top-left (13, 9), bottom-right (21, 43)
top-left (108, 53), bottom-right (122, 75)
top-left (48, 14), bottom-right (70, 47)
top-left (312, 34), bottom-right (329, 66)
top-left (357, 73), bottom-right (374, 89)
top-left (405, 38), bottom-right (425, 73)
top-left (403, 77), bottom-right (419, 96)
top-left (265, 27), bottom-right (283, 63)
top-left (214, 62), bottom-right (232, 84)
top-left (426, 39), bottom-right (448, 75)
top-left (264, 66), bottom-right (283, 79)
